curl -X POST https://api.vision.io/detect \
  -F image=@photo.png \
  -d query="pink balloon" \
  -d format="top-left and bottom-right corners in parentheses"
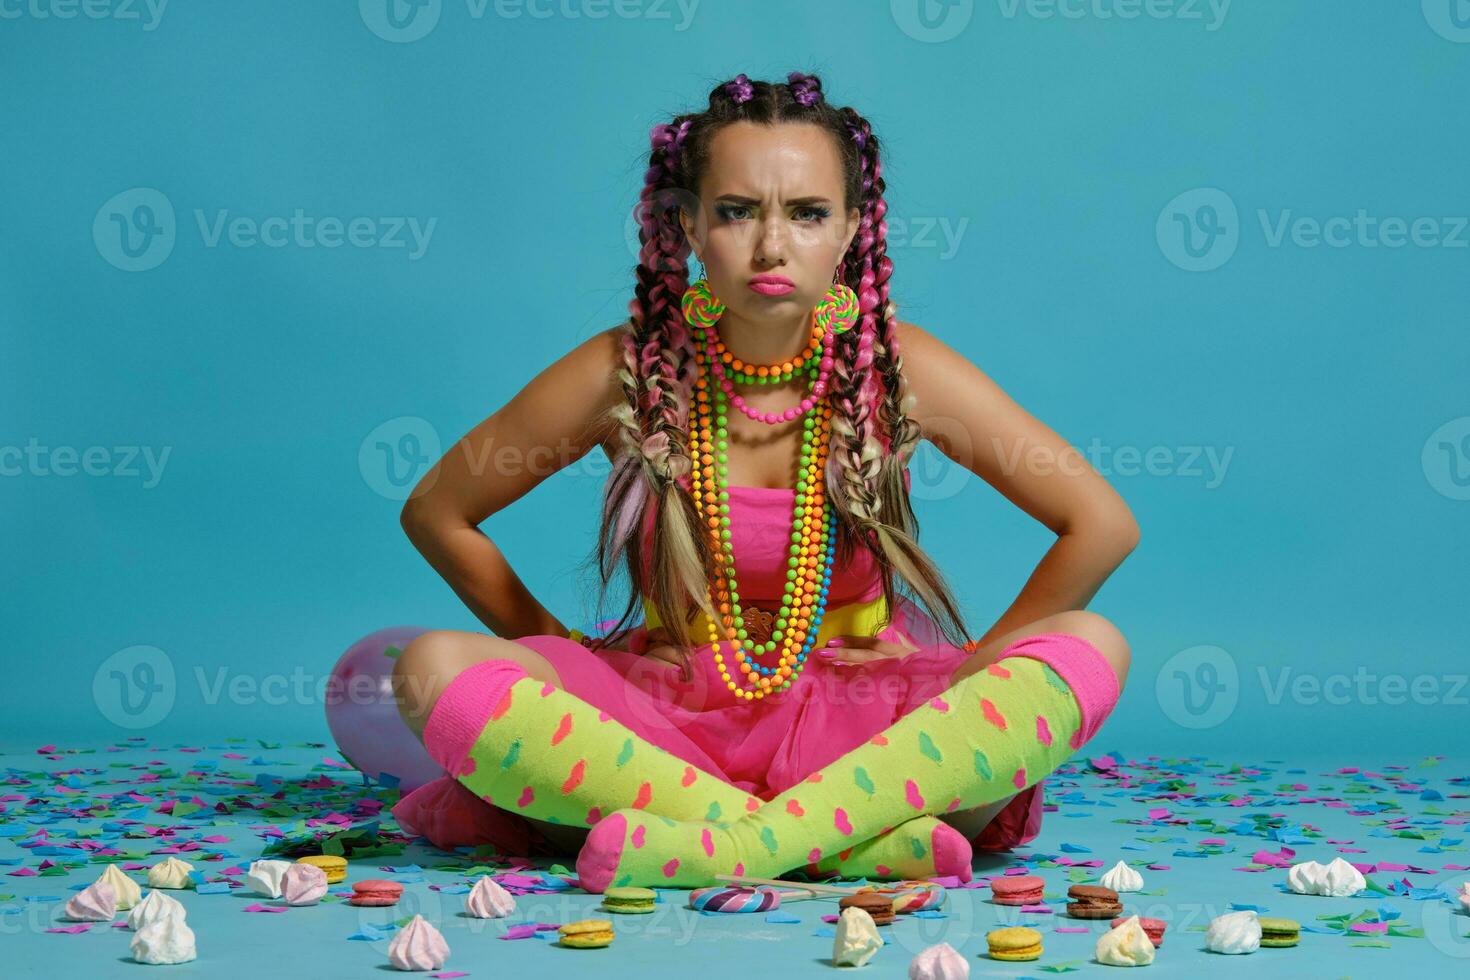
top-left (324, 626), bottom-right (445, 793)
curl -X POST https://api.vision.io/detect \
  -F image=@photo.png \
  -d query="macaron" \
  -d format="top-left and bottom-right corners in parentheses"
top-left (1065, 884), bottom-right (1122, 918)
top-left (987, 926), bottom-right (1043, 961)
top-left (348, 879), bottom-right (403, 907)
top-left (990, 874), bottom-right (1045, 905)
top-left (1258, 916), bottom-right (1300, 947)
top-left (838, 891), bottom-right (895, 926)
top-left (1111, 914), bottom-right (1167, 946)
top-left (558, 918), bottom-right (615, 949)
top-left (600, 886), bottom-right (657, 915)
top-left (295, 855), bottom-right (347, 884)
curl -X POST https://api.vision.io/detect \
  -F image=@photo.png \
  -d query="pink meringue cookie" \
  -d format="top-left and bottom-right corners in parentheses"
top-left (1456, 881), bottom-right (1470, 913)
top-left (280, 862), bottom-right (328, 906)
top-left (388, 914), bottom-right (450, 971)
top-left (464, 876), bottom-right (515, 918)
top-left (63, 880), bottom-right (117, 922)
top-left (909, 941), bottom-right (969, 980)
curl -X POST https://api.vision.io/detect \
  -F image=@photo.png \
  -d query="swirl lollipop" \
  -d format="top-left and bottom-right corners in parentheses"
top-left (688, 885), bottom-right (783, 913)
top-left (681, 278), bottom-right (725, 328)
top-left (862, 880), bottom-right (947, 914)
top-left (814, 283), bottom-right (859, 335)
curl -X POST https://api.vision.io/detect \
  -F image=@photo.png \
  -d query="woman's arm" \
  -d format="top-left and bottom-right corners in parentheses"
top-left (398, 325), bottom-right (626, 639)
top-left (894, 320), bottom-right (1140, 649)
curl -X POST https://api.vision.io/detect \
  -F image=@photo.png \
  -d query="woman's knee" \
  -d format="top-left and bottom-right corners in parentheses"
top-left (392, 630), bottom-right (563, 736)
top-left (1044, 610), bottom-right (1130, 689)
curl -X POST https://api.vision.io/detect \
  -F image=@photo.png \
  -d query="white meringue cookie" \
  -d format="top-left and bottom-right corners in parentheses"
top-left (1287, 857), bottom-right (1366, 897)
top-left (127, 889), bottom-right (186, 931)
top-left (96, 865), bottom-right (142, 910)
top-left (146, 856), bottom-right (195, 889)
top-left (130, 913), bottom-right (197, 965)
top-left (244, 859), bottom-right (294, 899)
top-left (833, 906), bottom-right (884, 968)
top-left (63, 880), bottom-right (116, 922)
top-left (1096, 914), bottom-right (1156, 966)
top-left (1457, 881), bottom-right (1470, 913)
top-left (388, 914), bottom-right (450, 971)
top-left (909, 941), bottom-right (969, 980)
top-left (1204, 909), bottom-right (1261, 954)
top-left (1099, 860), bottom-right (1145, 893)
top-left (464, 875), bottom-right (515, 918)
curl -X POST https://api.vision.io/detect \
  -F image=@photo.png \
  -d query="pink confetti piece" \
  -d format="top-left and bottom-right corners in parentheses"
top-left (1145, 864), bottom-right (1170, 871)
top-left (243, 903), bottom-right (289, 913)
top-left (1019, 904), bottom-right (1054, 914)
top-left (1055, 926), bottom-right (1090, 933)
top-left (500, 924), bottom-right (544, 940)
top-left (46, 924), bottom-right (92, 934)
top-left (1350, 921), bottom-right (1387, 934)
top-left (430, 974), bottom-right (469, 979)
top-left (1146, 807), bottom-right (1170, 820)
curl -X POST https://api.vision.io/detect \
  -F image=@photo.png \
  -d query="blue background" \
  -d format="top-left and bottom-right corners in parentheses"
top-left (3, 0), bottom-right (1467, 756)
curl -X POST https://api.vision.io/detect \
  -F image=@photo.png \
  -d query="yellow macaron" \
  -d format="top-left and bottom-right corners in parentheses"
top-left (558, 918), bottom-right (616, 949)
top-left (294, 854), bottom-right (347, 884)
top-left (987, 926), bottom-right (1043, 961)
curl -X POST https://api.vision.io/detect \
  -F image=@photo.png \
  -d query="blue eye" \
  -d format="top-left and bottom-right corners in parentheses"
top-left (715, 204), bottom-right (831, 223)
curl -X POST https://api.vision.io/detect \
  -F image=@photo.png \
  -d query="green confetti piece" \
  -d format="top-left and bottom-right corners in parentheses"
top-left (1038, 960), bottom-right (1083, 973)
top-left (1386, 925), bottom-right (1425, 939)
top-left (1349, 939), bottom-right (1392, 949)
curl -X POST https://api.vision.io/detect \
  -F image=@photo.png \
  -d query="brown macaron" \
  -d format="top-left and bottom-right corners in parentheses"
top-left (1065, 884), bottom-right (1123, 918)
top-left (839, 891), bottom-right (896, 926)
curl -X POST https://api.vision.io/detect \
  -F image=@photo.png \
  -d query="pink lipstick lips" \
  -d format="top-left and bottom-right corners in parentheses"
top-left (748, 274), bottom-right (796, 296)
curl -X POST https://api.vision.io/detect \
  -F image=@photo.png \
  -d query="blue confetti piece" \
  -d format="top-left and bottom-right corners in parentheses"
top-left (764, 910), bottom-right (801, 924)
top-left (0, 858), bottom-right (21, 866)
top-left (386, 865), bottom-right (423, 874)
top-left (187, 871), bottom-right (206, 885)
top-left (1420, 789), bottom-right (1443, 801)
top-left (348, 923), bottom-right (391, 941)
top-left (197, 881), bottom-right (232, 895)
top-left (437, 885), bottom-right (470, 895)
top-left (911, 910), bottom-right (948, 919)
top-left (1119, 843), bottom-right (1150, 851)
top-left (394, 875), bottom-right (425, 885)
top-left (1059, 842), bottom-right (1092, 853)
top-left (375, 772), bottom-right (402, 789)
top-left (1229, 902), bottom-right (1267, 912)
top-left (24, 896), bottom-right (63, 903)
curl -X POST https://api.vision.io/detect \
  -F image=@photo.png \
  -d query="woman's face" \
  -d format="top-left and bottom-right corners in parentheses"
top-left (680, 121), bottom-right (860, 328)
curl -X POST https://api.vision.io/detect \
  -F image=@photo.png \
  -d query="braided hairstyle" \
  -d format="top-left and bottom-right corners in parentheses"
top-left (588, 72), bottom-right (972, 681)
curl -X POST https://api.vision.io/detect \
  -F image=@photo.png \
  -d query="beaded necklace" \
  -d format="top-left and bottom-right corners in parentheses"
top-left (687, 310), bottom-right (837, 701)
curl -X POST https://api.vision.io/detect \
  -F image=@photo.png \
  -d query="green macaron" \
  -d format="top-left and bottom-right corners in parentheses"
top-left (600, 886), bottom-right (658, 914)
top-left (1257, 916), bottom-right (1300, 947)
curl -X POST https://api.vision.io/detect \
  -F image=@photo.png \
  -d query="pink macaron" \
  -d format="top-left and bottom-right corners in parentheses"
top-left (348, 879), bottom-right (404, 907)
top-left (989, 874), bottom-right (1045, 906)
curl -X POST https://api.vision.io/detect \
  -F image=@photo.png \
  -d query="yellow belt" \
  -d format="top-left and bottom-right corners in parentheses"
top-left (640, 592), bottom-right (889, 652)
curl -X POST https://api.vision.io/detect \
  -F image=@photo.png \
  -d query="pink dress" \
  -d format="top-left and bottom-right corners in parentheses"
top-left (394, 468), bottom-right (1045, 859)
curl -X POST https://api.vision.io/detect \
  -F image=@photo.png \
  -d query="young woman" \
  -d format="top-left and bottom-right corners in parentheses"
top-left (389, 72), bottom-right (1137, 892)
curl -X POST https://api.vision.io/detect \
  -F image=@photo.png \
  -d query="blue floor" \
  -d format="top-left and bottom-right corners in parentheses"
top-left (3, 738), bottom-right (1467, 978)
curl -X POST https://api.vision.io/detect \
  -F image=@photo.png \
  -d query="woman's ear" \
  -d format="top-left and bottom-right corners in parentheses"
top-left (678, 204), bottom-right (704, 259)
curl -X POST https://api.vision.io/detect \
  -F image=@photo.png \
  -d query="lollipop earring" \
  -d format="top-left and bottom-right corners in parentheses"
top-left (814, 282), bottom-right (858, 335)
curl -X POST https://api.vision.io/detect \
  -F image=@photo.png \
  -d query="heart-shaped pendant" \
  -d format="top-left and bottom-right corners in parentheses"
top-left (741, 604), bottom-right (776, 648)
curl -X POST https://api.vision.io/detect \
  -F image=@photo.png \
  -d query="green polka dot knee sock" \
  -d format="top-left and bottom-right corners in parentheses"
top-left (419, 658), bottom-right (973, 881)
top-left (577, 639), bottom-right (1117, 891)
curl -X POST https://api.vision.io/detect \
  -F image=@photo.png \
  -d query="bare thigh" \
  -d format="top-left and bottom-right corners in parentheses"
top-left (391, 630), bottom-right (589, 853)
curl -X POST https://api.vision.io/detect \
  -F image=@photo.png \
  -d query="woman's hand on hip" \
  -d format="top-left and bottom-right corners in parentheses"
top-left (814, 630), bottom-right (920, 668)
